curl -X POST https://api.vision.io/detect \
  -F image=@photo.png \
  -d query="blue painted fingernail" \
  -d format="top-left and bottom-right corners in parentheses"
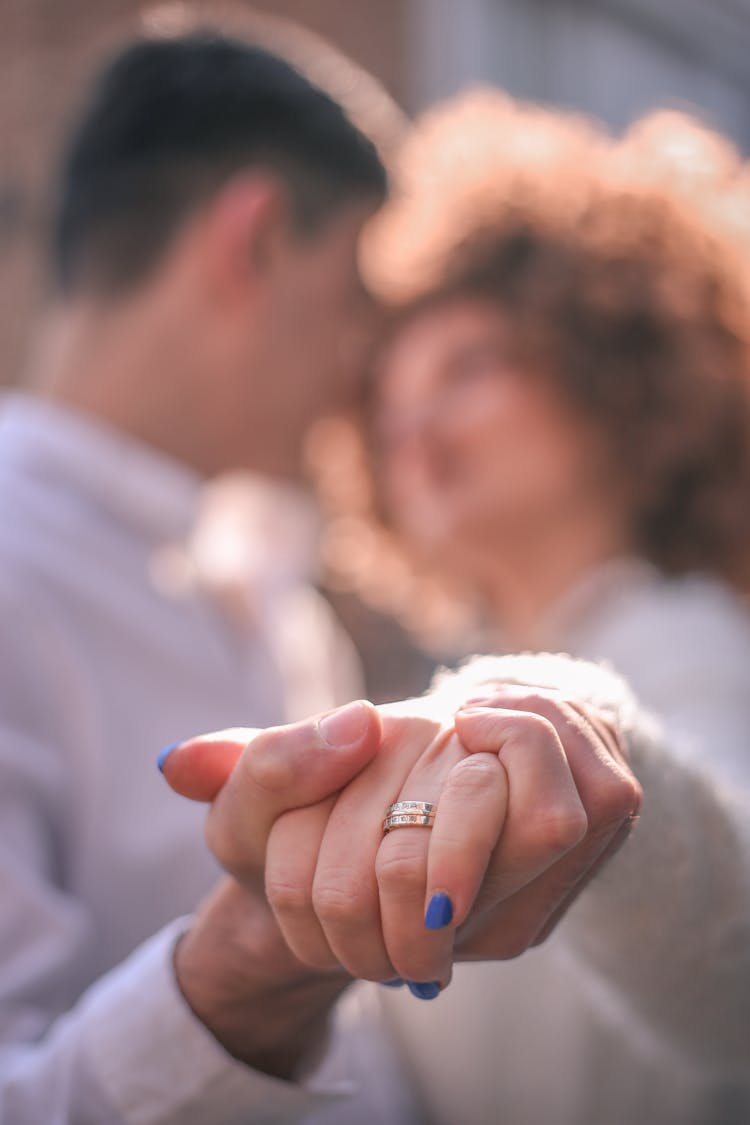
top-left (407, 981), bottom-right (441, 1001)
top-left (378, 979), bottom-right (405, 988)
top-left (157, 743), bottom-right (181, 773)
top-left (425, 892), bottom-right (453, 930)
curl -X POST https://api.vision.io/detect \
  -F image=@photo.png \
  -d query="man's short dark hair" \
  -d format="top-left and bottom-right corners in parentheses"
top-left (54, 32), bottom-right (388, 295)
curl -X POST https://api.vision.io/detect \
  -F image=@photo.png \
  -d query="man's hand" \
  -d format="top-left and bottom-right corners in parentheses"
top-left (164, 700), bottom-right (382, 878)
top-left (165, 700), bottom-right (382, 1076)
top-left (174, 878), bottom-right (349, 1079)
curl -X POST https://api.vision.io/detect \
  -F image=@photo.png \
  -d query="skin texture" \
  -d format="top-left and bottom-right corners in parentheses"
top-left (30, 176), bottom-right (379, 481)
top-left (374, 298), bottom-right (631, 644)
top-left (173, 878), bottom-right (350, 1077)
top-left (163, 690), bottom-right (641, 1071)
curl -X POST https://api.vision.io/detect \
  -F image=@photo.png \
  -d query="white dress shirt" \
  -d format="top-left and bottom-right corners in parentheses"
top-left (0, 394), bottom-right (371, 1123)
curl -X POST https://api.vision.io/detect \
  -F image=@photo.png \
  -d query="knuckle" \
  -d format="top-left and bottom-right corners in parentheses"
top-left (312, 872), bottom-right (372, 928)
top-left (505, 712), bottom-right (559, 752)
top-left (588, 768), bottom-right (642, 830)
top-left (243, 738), bottom-right (295, 794)
top-left (376, 845), bottom-right (427, 898)
top-left (444, 754), bottom-right (501, 799)
top-left (516, 691), bottom-right (554, 714)
top-left (506, 691), bottom-right (555, 720)
top-left (265, 874), bottom-right (312, 918)
top-left (524, 711), bottom-right (560, 744)
top-left (529, 800), bottom-right (588, 856)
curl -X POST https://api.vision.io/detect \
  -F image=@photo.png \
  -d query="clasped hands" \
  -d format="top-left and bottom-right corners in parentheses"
top-left (162, 682), bottom-right (641, 998)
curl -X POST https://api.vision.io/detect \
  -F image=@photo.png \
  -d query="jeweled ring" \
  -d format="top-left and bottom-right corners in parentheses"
top-left (382, 800), bottom-right (437, 833)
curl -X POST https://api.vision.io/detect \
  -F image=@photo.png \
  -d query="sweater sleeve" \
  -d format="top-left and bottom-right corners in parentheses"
top-left (561, 726), bottom-right (750, 1078)
top-left (430, 653), bottom-right (750, 1078)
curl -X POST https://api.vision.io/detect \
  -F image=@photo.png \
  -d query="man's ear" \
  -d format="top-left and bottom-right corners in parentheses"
top-left (197, 173), bottom-right (293, 305)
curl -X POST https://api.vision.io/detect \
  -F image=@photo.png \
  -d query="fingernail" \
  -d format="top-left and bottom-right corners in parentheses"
top-left (378, 979), bottom-right (405, 988)
top-left (318, 700), bottom-right (370, 749)
top-left (407, 981), bottom-right (441, 1001)
top-left (425, 892), bottom-right (453, 930)
top-left (157, 743), bottom-right (181, 773)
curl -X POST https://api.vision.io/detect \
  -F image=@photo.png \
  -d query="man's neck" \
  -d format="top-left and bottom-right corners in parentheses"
top-left (26, 298), bottom-right (235, 479)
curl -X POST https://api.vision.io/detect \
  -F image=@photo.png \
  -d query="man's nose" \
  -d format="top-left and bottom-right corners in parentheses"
top-left (382, 398), bottom-right (446, 451)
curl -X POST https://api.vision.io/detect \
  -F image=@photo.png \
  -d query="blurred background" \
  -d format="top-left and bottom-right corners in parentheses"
top-left (5, 0), bottom-right (750, 389)
top-left (4, 0), bottom-right (750, 701)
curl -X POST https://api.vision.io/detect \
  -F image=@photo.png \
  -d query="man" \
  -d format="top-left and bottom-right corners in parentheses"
top-left (0, 27), bottom-right (391, 1119)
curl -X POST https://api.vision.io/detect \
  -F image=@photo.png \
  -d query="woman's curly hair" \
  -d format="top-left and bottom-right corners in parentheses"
top-left (357, 93), bottom-right (750, 586)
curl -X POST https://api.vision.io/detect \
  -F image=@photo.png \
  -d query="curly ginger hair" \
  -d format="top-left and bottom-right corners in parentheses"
top-left (353, 91), bottom-right (750, 591)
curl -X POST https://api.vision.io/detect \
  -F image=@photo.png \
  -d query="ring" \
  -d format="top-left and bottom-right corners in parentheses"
top-left (382, 800), bottom-right (437, 834)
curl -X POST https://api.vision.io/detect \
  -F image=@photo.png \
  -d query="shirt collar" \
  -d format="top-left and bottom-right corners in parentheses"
top-left (0, 392), bottom-right (204, 543)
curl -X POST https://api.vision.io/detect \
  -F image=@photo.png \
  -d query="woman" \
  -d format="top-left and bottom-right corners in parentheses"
top-left (160, 95), bottom-right (750, 1125)
top-left (310, 91), bottom-right (750, 1123)
top-left (355, 93), bottom-right (750, 795)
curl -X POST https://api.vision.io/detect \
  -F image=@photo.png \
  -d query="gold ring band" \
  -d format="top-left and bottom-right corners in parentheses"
top-left (382, 800), bottom-right (437, 834)
top-left (386, 801), bottom-right (437, 817)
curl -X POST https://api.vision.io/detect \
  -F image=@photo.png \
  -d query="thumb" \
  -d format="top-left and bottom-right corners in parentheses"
top-left (162, 700), bottom-right (382, 878)
top-left (159, 728), bottom-right (260, 802)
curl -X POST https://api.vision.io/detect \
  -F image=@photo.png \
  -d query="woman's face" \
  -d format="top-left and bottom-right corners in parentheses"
top-left (374, 299), bottom-right (613, 565)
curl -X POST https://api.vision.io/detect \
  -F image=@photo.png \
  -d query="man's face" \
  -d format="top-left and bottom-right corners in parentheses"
top-left (243, 200), bottom-right (381, 476)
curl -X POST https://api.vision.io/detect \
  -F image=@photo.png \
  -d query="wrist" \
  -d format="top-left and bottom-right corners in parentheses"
top-left (175, 878), bottom-right (348, 1079)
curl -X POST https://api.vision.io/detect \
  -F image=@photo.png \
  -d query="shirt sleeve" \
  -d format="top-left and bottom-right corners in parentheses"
top-left (0, 596), bottom-right (366, 1125)
top-left (0, 713), bottom-right (356, 1124)
top-left (1, 917), bottom-right (356, 1125)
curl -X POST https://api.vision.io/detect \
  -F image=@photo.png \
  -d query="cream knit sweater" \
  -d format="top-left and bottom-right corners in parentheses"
top-left (363, 563), bottom-right (750, 1125)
